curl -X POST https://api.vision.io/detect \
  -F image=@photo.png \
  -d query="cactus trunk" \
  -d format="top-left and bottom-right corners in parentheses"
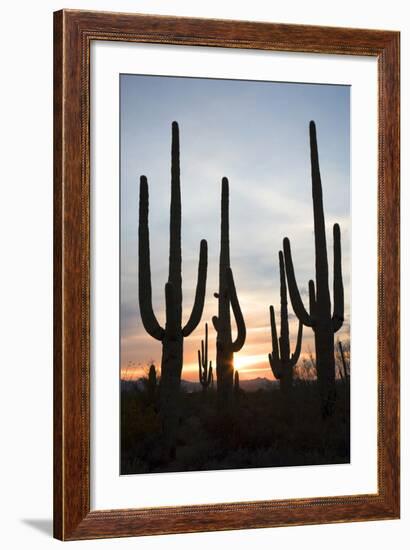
top-left (213, 178), bottom-right (246, 408)
top-left (158, 122), bottom-right (183, 457)
top-left (217, 178), bottom-right (233, 401)
top-left (138, 121), bottom-right (208, 458)
top-left (159, 337), bottom-right (183, 458)
top-left (314, 324), bottom-right (335, 415)
top-left (168, 122), bottom-right (182, 328)
top-left (310, 121), bottom-right (335, 414)
top-left (269, 251), bottom-right (303, 394)
top-left (283, 121), bottom-right (344, 417)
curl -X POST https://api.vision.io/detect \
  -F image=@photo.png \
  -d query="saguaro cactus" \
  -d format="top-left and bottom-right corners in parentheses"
top-left (198, 323), bottom-right (213, 392)
top-left (283, 121), bottom-right (344, 417)
top-left (269, 251), bottom-right (303, 394)
top-left (212, 178), bottom-right (246, 407)
top-left (234, 370), bottom-right (240, 397)
top-left (138, 121), bottom-right (208, 456)
top-left (338, 340), bottom-right (349, 379)
top-left (147, 363), bottom-right (157, 403)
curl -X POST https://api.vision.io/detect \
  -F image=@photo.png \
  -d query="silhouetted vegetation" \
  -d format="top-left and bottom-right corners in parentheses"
top-left (337, 340), bottom-right (350, 379)
top-left (138, 121), bottom-right (208, 458)
top-left (212, 178), bottom-right (246, 408)
top-left (269, 250), bottom-right (303, 395)
top-left (121, 378), bottom-right (350, 474)
top-left (145, 364), bottom-right (157, 404)
top-left (283, 121), bottom-right (344, 418)
top-left (124, 120), bottom-right (350, 475)
top-left (234, 370), bottom-right (240, 397)
top-left (198, 323), bottom-right (213, 392)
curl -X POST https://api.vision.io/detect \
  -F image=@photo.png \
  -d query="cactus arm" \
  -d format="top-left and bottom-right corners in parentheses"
top-left (204, 322), bottom-right (208, 368)
top-left (201, 339), bottom-right (205, 367)
top-left (202, 339), bottom-right (208, 381)
top-left (290, 321), bottom-right (303, 366)
top-left (278, 251), bottom-right (290, 360)
top-left (226, 268), bottom-right (246, 353)
top-left (198, 349), bottom-right (202, 382)
top-left (138, 176), bottom-right (165, 341)
top-left (201, 340), bottom-right (208, 368)
top-left (165, 282), bottom-right (178, 339)
top-left (269, 305), bottom-right (281, 377)
top-left (269, 305), bottom-right (280, 361)
top-left (182, 240), bottom-right (208, 336)
top-left (268, 353), bottom-right (281, 379)
top-left (212, 316), bottom-right (219, 332)
top-left (332, 223), bottom-right (344, 332)
top-left (283, 237), bottom-right (313, 327)
top-left (308, 279), bottom-right (317, 322)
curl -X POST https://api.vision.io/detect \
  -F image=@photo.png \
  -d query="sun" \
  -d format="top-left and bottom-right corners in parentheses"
top-left (234, 354), bottom-right (267, 371)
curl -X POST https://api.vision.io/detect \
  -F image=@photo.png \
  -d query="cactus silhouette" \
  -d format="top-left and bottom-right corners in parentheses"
top-left (283, 121), bottom-right (344, 417)
top-left (212, 178), bottom-right (246, 407)
top-left (147, 363), bottom-right (157, 403)
top-left (269, 251), bottom-right (303, 394)
top-left (138, 121), bottom-right (208, 456)
top-left (338, 340), bottom-right (349, 379)
top-left (234, 369), bottom-right (240, 397)
top-left (198, 323), bottom-right (213, 392)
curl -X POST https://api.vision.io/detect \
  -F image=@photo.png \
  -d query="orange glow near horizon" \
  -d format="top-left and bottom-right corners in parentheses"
top-left (119, 343), bottom-right (345, 383)
top-left (120, 290), bottom-right (350, 384)
top-left (120, 359), bottom-right (274, 383)
top-left (120, 355), bottom-right (272, 381)
top-left (234, 353), bottom-right (268, 371)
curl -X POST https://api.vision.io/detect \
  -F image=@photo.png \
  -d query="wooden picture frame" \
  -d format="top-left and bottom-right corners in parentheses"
top-left (53, 9), bottom-right (400, 540)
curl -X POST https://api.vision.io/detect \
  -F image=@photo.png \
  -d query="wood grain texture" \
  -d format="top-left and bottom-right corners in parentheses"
top-left (53, 10), bottom-right (63, 540)
top-left (53, 9), bottom-right (400, 541)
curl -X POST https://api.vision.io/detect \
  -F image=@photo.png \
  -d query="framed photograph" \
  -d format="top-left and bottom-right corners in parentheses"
top-left (54, 9), bottom-right (400, 540)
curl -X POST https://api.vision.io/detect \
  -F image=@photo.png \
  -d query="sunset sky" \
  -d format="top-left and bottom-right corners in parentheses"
top-left (120, 74), bottom-right (350, 381)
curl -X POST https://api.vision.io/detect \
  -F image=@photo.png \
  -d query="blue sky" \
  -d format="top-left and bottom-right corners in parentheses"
top-left (120, 74), bottom-right (350, 380)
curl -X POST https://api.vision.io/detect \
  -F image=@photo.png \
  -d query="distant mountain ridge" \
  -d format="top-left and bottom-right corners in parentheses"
top-left (121, 376), bottom-right (278, 393)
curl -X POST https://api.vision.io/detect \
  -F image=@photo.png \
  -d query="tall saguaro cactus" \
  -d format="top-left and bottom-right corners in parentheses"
top-left (138, 121), bottom-right (208, 456)
top-left (198, 323), bottom-right (213, 392)
top-left (212, 178), bottom-right (246, 407)
top-left (283, 121), bottom-right (344, 417)
top-left (269, 251), bottom-right (303, 394)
